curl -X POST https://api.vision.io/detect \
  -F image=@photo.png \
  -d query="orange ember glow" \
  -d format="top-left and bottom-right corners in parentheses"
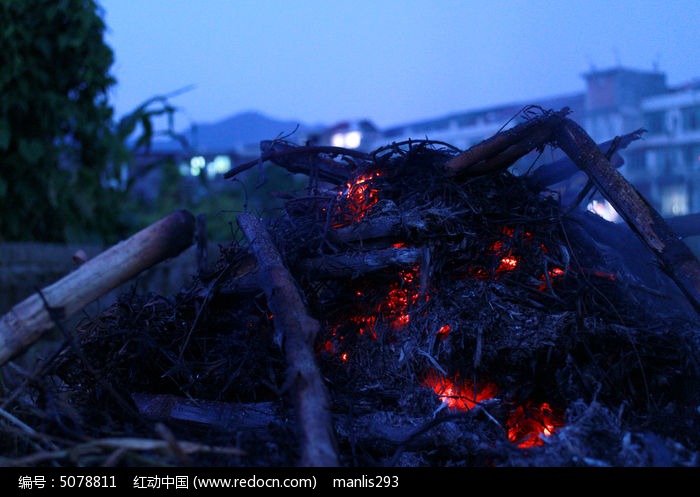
top-left (324, 264), bottom-right (448, 362)
top-left (322, 177), bottom-right (569, 450)
top-left (592, 270), bottom-right (617, 281)
top-left (423, 370), bottom-right (498, 411)
top-left (497, 255), bottom-right (519, 272)
top-left (469, 226), bottom-right (568, 291)
top-left (537, 266), bottom-right (567, 291)
top-left (379, 267), bottom-right (426, 330)
top-left (340, 266), bottom-right (426, 335)
top-left (332, 171), bottom-right (382, 228)
top-left (437, 324), bottom-right (451, 339)
top-left (469, 226), bottom-right (527, 280)
top-left (424, 370), bottom-right (564, 448)
top-left (506, 402), bottom-right (564, 448)
top-left (350, 312), bottom-right (377, 337)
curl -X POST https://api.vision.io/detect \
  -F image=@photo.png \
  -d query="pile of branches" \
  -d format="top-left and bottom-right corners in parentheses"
top-left (2, 107), bottom-right (700, 467)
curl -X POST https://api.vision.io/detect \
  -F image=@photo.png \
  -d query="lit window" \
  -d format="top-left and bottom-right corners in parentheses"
top-left (331, 133), bottom-right (345, 147)
top-left (208, 155), bottom-right (231, 178)
top-left (189, 155), bottom-right (206, 176)
top-left (661, 185), bottom-right (689, 216)
top-left (331, 131), bottom-right (363, 148)
top-left (344, 131), bottom-right (362, 149)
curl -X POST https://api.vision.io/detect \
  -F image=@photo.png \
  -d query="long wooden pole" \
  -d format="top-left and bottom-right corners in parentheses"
top-left (555, 118), bottom-right (700, 314)
top-left (237, 212), bottom-right (339, 467)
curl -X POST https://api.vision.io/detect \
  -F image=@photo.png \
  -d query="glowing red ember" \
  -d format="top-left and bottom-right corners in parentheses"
top-left (506, 402), bottom-right (564, 448)
top-left (469, 225), bottom-right (569, 292)
top-left (332, 171), bottom-right (382, 228)
top-left (424, 370), bottom-right (564, 448)
top-left (423, 370), bottom-right (498, 411)
top-left (437, 324), bottom-right (451, 339)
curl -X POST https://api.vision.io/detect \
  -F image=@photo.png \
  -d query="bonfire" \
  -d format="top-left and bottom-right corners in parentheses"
top-left (2, 106), bottom-right (699, 467)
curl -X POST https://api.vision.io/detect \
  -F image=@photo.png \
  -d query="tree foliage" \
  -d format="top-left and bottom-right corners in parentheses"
top-left (0, 0), bottom-right (288, 245)
top-left (0, 0), bottom-right (124, 242)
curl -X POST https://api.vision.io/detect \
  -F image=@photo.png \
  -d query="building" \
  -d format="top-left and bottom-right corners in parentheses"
top-left (379, 92), bottom-right (585, 153)
top-left (144, 66), bottom-right (700, 221)
top-left (355, 66), bottom-right (700, 219)
top-left (634, 80), bottom-right (700, 217)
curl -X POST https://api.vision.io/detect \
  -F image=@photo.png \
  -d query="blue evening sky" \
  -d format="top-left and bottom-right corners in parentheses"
top-left (98, 0), bottom-right (700, 130)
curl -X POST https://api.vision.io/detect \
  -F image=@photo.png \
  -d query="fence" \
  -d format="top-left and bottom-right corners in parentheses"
top-left (0, 241), bottom-right (215, 323)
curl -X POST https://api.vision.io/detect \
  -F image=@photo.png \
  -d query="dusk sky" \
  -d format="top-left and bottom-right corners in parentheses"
top-left (98, 1), bottom-right (700, 131)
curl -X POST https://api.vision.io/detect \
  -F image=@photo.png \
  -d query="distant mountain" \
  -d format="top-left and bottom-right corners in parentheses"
top-left (151, 110), bottom-right (325, 155)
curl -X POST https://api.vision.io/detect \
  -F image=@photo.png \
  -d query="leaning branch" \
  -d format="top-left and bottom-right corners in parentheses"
top-left (0, 210), bottom-right (196, 367)
top-left (555, 118), bottom-right (700, 314)
top-left (443, 107), bottom-right (569, 177)
top-left (224, 140), bottom-right (369, 185)
top-left (237, 212), bottom-right (339, 467)
top-left (297, 247), bottom-right (423, 279)
top-left (525, 128), bottom-right (646, 190)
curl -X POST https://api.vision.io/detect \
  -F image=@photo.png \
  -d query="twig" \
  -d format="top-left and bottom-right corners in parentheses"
top-left (443, 107), bottom-right (569, 177)
top-left (223, 142), bottom-right (371, 184)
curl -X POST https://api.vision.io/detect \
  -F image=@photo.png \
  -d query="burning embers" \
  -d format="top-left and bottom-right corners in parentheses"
top-left (41, 113), bottom-right (700, 467)
top-left (423, 370), bottom-right (565, 448)
top-left (320, 168), bottom-right (568, 449)
top-left (322, 264), bottom-right (427, 357)
top-left (469, 225), bottom-right (568, 292)
top-left (506, 401), bottom-right (564, 449)
top-left (331, 170), bottom-right (383, 228)
top-left (423, 370), bottom-right (498, 411)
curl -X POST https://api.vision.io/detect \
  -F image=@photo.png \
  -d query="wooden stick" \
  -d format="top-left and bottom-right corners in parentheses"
top-left (237, 212), bottom-right (339, 467)
top-left (131, 393), bottom-right (279, 433)
top-left (131, 392), bottom-right (452, 455)
top-left (216, 247), bottom-right (424, 297)
top-left (224, 140), bottom-right (365, 184)
top-left (459, 121), bottom-right (560, 176)
top-left (0, 209), bottom-right (196, 367)
top-left (443, 108), bottom-right (568, 177)
top-left (525, 128), bottom-right (645, 190)
top-left (555, 118), bottom-right (700, 314)
top-left (297, 247), bottom-right (423, 279)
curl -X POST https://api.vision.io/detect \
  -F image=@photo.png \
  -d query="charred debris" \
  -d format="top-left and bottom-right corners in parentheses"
top-left (3, 106), bottom-right (700, 468)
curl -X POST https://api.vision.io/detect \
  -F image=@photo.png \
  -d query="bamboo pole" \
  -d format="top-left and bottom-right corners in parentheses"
top-left (0, 209), bottom-right (196, 367)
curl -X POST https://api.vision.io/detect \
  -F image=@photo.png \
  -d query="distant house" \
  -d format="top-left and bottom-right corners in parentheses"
top-left (370, 66), bottom-right (700, 218)
top-left (131, 66), bottom-right (700, 219)
top-left (305, 119), bottom-right (381, 151)
top-left (633, 79), bottom-right (700, 217)
top-left (381, 93), bottom-right (585, 153)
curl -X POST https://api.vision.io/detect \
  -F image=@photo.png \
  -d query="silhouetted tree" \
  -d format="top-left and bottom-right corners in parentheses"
top-left (0, 0), bottom-right (123, 242)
